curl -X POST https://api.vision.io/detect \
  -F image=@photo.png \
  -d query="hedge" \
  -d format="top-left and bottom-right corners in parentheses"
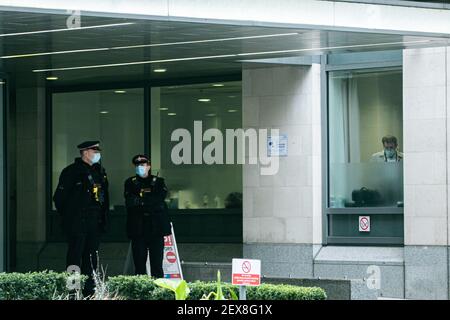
top-left (0, 271), bottom-right (84, 300)
top-left (0, 272), bottom-right (327, 300)
top-left (107, 276), bottom-right (327, 300)
top-left (106, 275), bottom-right (174, 300)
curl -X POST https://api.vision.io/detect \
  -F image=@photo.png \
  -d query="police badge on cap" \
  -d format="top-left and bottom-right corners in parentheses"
top-left (132, 154), bottom-right (150, 165)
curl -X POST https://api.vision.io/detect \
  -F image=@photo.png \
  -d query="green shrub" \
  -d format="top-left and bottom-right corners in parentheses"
top-left (247, 284), bottom-right (326, 300)
top-left (106, 275), bottom-right (174, 300)
top-left (0, 271), bottom-right (85, 300)
top-left (187, 281), bottom-right (237, 300)
top-left (0, 272), bottom-right (326, 300)
top-left (107, 276), bottom-right (327, 300)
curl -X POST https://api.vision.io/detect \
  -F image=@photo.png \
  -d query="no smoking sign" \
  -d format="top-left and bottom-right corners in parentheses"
top-left (359, 216), bottom-right (370, 232)
top-left (232, 259), bottom-right (261, 286)
top-left (242, 261), bottom-right (251, 273)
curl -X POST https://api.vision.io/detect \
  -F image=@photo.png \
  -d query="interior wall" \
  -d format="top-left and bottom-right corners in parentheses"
top-left (358, 71), bottom-right (403, 162)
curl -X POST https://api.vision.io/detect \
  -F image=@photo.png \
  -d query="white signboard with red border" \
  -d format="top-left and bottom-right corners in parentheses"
top-left (162, 223), bottom-right (183, 279)
top-left (232, 258), bottom-right (261, 286)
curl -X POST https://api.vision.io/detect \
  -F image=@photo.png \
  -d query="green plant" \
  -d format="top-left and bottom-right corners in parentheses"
top-left (154, 278), bottom-right (190, 300)
top-left (201, 270), bottom-right (237, 300)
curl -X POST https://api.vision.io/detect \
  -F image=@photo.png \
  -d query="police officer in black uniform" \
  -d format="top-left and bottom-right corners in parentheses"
top-left (53, 141), bottom-right (109, 296)
top-left (124, 154), bottom-right (171, 277)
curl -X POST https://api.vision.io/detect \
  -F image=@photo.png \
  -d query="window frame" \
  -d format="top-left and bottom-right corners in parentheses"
top-left (0, 72), bottom-right (10, 272)
top-left (321, 53), bottom-right (404, 246)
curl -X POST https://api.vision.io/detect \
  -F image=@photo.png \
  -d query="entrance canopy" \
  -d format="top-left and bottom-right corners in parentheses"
top-left (0, 8), bottom-right (447, 87)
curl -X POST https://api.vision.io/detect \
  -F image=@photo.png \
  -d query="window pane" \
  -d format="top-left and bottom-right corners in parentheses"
top-left (328, 69), bottom-right (403, 208)
top-left (150, 82), bottom-right (242, 210)
top-left (52, 88), bottom-right (144, 211)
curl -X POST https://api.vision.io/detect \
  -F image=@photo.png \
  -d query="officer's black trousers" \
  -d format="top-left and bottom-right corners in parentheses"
top-left (131, 234), bottom-right (164, 278)
top-left (66, 213), bottom-right (100, 297)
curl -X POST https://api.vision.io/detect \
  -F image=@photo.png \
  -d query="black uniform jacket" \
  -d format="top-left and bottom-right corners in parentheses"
top-left (124, 174), bottom-right (172, 238)
top-left (53, 157), bottom-right (110, 236)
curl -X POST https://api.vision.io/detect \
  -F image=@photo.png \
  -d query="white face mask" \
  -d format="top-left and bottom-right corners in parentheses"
top-left (384, 148), bottom-right (396, 159)
top-left (91, 153), bottom-right (101, 164)
top-left (136, 165), bottom-right (148, 177)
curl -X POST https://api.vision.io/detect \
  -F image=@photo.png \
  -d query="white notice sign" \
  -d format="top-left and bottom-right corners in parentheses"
top-left (359, 216), bottom-right (370, 232)
top-left (268, 135), bottom-right (288, 157)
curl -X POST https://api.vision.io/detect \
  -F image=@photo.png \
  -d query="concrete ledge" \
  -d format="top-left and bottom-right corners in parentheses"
top-left (314, 246), bottom-right (404, 266)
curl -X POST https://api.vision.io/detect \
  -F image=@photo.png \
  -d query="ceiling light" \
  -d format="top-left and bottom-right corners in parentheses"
top-left (228, 109), bottom-right (238, 113)
top-left (212, 84), bottom-right (224, 87)
top-left (0, 22), bottom-right (134, 38)
top-left (100, 111), bottom-right (109, 114)
top-left (153, 68), bottom-right (167, 73)
top-left (198, 98), bottom-right (211, 102)
top-left (159, 107), bottom-right (169, 111)
top-left (114, 90), bottom-right (126, 94)
top-left (228, 95), bottom-right (237, 98)
top-left (46, 76), bottom-right (58, 80)
top-left (4, 32), bottom-right (298, 59)
top-left (205, 113), bottom-right (216, 117)
top-left (167, 112), bottom-right (177, 116)
top-left (33, 54), bottom-right (236, 72)
top-left (32, 40), bottom-right (433, 73)
top-left (112, 32), bottom-right (299, 49)
top-left (2, 47), bottom-right (110, 59)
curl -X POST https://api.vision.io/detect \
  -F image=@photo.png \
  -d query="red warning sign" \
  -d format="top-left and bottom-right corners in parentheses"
top-left (166, 251), bottom-right (177, 263)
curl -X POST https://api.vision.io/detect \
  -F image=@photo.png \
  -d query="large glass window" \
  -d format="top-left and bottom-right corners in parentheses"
top-left (150, 82), bottom-right (242, 211)
top-left (52, 88), bottom-right (144, 213)
top-left (50, 81), bottom-right (242, 243)
top-left (327, 68), bottom-right (403, 244)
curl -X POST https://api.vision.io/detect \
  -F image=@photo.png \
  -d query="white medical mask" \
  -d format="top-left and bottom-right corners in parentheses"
top-left (384, 148), bottom-right (396, 159)
top-left (136, 165), bottom-right (147, 177)
top-left (91, 153), bottom-right (101, 164)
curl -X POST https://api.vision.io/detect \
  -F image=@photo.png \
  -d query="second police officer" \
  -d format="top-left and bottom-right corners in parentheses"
top-left (124, 154), bottom-right (172, 277)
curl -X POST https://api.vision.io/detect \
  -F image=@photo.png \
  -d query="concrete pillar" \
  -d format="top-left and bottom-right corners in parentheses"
top-left (403, 46), bottom-right (450, 299)
top-left (242, 64), bottom-right (321, 278)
